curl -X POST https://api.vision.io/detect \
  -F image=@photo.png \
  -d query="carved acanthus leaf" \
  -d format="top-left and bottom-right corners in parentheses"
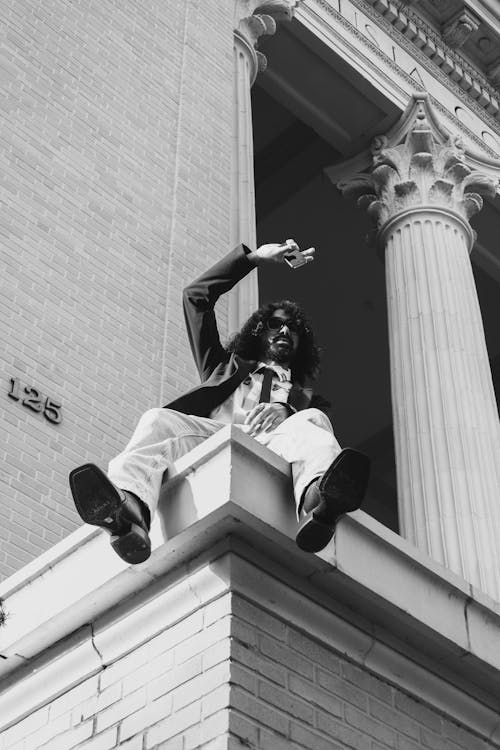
top-left (462, 193), bottom-right (484, 219)
top-left (235, 0), bottom-right (299, 75)
top-left (462, 172), bottom-right (498, 198)
top-left (238, 14), bottom-right (276, 47)
top-left (372, 148), bottom-right (401, 176)
top-left (372, 163), bottom-right (399, 190)
top-left (443, 154), bottom-right (471, 182)
top-left (357, 193), bottom-right (377, 211)
top-left (337, 174), bottom-right (376, 202)
top-left (333, 95), bottom-right (500, 236)
top-left (409, 152), bottom-right (433, 172)
top-left (254, 0), bottom-right (300, 22)
top-left (394, 181), bottom-right (419, 199)
top-left (429, 180), bottom-right (454, 203)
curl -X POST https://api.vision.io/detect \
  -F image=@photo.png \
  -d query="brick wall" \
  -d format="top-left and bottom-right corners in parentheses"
top-left (0, 0), bottom-right (233, 578)
top-left (227, 595), bottom-right (494, 750)
top-left (0, 594), bottom-right (233, 750)
top-left (0, 592), bottom-right (494, 750)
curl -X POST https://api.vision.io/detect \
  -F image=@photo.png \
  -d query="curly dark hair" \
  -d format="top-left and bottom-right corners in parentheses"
top-left (226, 299), bottom-right (321, 385)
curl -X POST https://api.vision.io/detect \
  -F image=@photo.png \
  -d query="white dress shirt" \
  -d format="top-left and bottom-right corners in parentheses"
top-left (209, 363), bottom-right (292, 424)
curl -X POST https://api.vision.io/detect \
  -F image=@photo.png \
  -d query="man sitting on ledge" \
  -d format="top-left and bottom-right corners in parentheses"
top-left (69, 241), bottom-right (370, 564)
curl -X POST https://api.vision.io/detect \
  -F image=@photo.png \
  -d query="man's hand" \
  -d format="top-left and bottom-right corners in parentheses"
top-left (248, 240), bottom-right (315, 266)
top-left (244, 402), bottom-right (289, 437)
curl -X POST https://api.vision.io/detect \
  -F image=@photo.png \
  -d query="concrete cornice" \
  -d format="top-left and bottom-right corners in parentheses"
top-left (1, 428), bottom-right (500, 741)
top-left (357, 0), bottom-right (500, 127)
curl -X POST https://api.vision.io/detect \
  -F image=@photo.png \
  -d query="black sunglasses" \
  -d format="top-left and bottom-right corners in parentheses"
top-left (266, 316), bottom-right (302, 333)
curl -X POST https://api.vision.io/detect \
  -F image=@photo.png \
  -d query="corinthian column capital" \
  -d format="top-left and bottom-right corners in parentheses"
top-left (333, 95), bottom-right (499, 245)
top-left (234, 0), bottom-right (301, 76)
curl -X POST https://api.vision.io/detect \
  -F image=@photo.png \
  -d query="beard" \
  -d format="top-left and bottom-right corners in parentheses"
top-left (263, 337), bottom-right (294, 365)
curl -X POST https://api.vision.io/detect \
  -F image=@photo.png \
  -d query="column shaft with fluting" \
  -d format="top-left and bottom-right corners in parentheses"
top-left (338, 95), bottom-right (500, 599)
top-left (228, 30), bottom-right (259, 334)
top-left (383, 207), bottom-right (500, 598)
top-left (229, 3), bottom-right (298, 332)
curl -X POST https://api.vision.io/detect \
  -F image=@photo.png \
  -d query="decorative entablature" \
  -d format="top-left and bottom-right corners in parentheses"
top-left (364, 0), bottom-right (500, 123)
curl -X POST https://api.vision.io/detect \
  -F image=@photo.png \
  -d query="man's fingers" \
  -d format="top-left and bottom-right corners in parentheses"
top-left (301, 246), bottom-right (315, 260)
top-left (285, 238), bottom-right (299, 251)
top-left (244, 403), bottom-right (265, 424)
top-left (260, 414), bottom-right (276, 432)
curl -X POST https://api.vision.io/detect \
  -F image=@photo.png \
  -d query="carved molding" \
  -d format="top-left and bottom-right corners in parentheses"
top-left (336, 95), bottom-right (499, 239)
top-left (235, 0), bottom-right (301, 74)
top-left (442, 8), bottom-right (481, 49)
top-left (309, 0), bottom-right (500, 162)
top-left (308, 0), bottom-right (500, 162)
top-left (362, 0), bottom-right (500, 121)
top-left (489, 59), bottom-right (500, 88)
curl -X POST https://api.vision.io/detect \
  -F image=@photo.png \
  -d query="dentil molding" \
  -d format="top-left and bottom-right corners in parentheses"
top-left (306, 0), bottom-right (500, 160)
top-left (362, 0), bottom-right (500, 119)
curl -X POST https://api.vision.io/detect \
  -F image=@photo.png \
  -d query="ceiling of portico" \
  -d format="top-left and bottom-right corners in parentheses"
top-left (252, 16), bottom-right (500, 534)
top-left (256, 20), bottom-right (401, 158)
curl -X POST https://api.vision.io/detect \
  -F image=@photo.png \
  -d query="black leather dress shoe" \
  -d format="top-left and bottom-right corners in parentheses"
top-left (69, 463), bottom-right (151, 564)
top-left (295, 448), bottom-right (370, 553)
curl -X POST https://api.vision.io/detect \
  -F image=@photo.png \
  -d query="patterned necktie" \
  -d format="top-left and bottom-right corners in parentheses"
top-left (259, 367), bottom-right (274, 403)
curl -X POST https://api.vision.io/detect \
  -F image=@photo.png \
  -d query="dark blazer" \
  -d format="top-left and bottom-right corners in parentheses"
top-left (164, 244), bottom-right (324, 418)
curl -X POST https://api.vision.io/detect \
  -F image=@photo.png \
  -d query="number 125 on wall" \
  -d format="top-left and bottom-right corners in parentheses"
top-left (8, 377), bottom-right (63, 424)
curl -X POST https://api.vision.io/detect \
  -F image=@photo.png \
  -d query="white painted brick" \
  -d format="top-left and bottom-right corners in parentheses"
top-left (76, 728), bottom-right (118, 750)
top-left (203, 593), bottom-right (233, 626)
top-left (145, 610), bottom-right (204, 663)
top-left (115, 736), bottom-right (143, 750)
top-left (96, 688), bottom-right (147, 732)
top-left (22, 715), bottom-right (72, 750)
top-left (183, 710), bottom-right (229, 750)
top-left (202, 684), bottom-right (231, 719)
top-left (202, 638), bottom-right (231, 672)
top-left (0, 0), bottom-right (232, 579)
top-left (172, 662), bottom-right (230, 711)
top-left (148, 655), bottom-right (203, 702)
top-left (49, 677), bottom-right (100, 719)
top-left (120, 693), bottom-right (173, 742)
top-left (2, 706), bottom-right (49, 748)
top-left (174, 617), bottom-right (231, 664)
top-left (38, 721), bottom-right (93, 750)
top-left (145, 701), bottom-right (202, 748)
top-left (122, 651), bottom-right (174, 696)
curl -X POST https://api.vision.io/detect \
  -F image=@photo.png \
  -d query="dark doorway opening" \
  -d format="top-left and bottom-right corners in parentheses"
top-left (252, 83), bottom-right (399, 533)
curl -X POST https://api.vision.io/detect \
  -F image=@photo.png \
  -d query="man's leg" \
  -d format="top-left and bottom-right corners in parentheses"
top-left (256, 408), bottom-right (341, 511)
top-left (257, 408), bottom-right (370, 552)
top-left (107, 408), bottom-right (224, 515)
top-left (69, 409), bottom-right (224, 563)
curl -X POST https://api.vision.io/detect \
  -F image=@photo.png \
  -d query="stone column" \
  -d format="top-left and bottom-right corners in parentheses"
top-left (338, 95), bottom-right (500, 599)
top-left (229, 1), bottom-right (299, 334)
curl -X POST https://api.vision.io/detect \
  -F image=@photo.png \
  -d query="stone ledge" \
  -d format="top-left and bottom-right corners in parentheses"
top-left (1, 427), bottom-right (500, 739)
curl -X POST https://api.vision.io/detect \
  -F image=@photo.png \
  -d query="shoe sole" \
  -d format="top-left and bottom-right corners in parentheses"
top-left (296, 449), bottom-right (371, 553)
top-left (69, 464), bottom-right (123, 527)
top-left (110, 527), bottom-right (151, 565)
top-left (296, 513), bottom-right (338, 553)
top-left (318, 449), bottom-right (371, 516)
top-left (69, 463), bottom-right (151, 564)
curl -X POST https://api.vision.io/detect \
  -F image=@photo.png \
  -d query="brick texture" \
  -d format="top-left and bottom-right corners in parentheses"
top-left (0, 597), bottom-right (232, 750)
top-left (1, 592), bottom-right (495, 750)
top-left (0, 0), bottom-right (233, 579)
top-left (226, 595), bottom-right (494, 750)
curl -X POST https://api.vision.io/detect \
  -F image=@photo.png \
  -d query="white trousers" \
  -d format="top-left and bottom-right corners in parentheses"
top-left (108, 407), bottom-right (342, 516)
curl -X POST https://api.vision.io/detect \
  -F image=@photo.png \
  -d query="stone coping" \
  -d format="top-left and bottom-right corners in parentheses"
top-left (1, 426), bottom-right (500, 738)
